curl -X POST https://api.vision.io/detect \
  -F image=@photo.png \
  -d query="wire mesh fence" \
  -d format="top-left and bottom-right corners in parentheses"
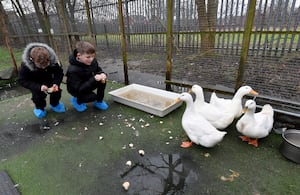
top-left (0, 0), bottom-right (299, 114)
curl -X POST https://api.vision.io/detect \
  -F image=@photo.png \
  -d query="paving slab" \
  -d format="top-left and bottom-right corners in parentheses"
top-left (0, 171), bottom-right (20, 195)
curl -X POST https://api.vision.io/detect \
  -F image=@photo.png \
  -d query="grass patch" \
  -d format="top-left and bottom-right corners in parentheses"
top-left (0, 47), bottom-right (23, 71)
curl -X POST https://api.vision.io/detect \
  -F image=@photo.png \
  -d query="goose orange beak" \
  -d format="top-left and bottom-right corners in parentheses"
top-left (242, 107), bottom-right (248, 113)
top-left (250, 89), bottom-right (258, 96)
top-left (175, 98), bottom-right (182, 104)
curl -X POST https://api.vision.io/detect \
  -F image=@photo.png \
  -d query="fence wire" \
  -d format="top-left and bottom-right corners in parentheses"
top-left (0, 0), bottom-right (299, 113)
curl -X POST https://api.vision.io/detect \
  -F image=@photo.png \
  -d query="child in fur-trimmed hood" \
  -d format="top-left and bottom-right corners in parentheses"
top-left (18, 42), bottom-right (66, 118)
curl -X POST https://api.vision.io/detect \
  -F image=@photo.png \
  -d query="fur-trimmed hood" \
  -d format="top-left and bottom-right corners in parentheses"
top-left (21, 42), bottom-right (59, 71)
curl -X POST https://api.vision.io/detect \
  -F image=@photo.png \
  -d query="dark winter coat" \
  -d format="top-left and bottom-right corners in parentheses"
top-left (18, 42), bottom-right (64, 92)
top-left (66, 50), bottom-right (105, 97)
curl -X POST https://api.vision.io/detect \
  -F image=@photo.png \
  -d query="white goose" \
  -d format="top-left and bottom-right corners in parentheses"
top-left (210, 86), bottom-right (258, 118)
top-left (176, 92), bottom-right (227, 148)
top-left (191, 84), bottom-right (235, 130)
top-left (236, 99), bottom-right (274, 147)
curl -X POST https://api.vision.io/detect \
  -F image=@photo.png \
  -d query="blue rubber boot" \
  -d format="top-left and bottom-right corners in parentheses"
top-left (94, 100), bottom-right (108, 110)
top-left (33, 108), bottom-right (47, 118)
top-left (70, 97), bottom-right (87, 112)
top-left (50, 102), bottom-right (66, 113)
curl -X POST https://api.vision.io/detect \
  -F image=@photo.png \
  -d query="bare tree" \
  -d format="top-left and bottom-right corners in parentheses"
top-left (150, 0), bottom-right (161, 46)
top-left (65, 0), bottom-right (78, 32)
top-left (10, 0), bottom-right (35, 36)
top-left (0, 1), bottom-right (19, 44)
top-left (195, 0), bottom-right (217, 53)
top-left (31, 0), bottom-right (48, 35)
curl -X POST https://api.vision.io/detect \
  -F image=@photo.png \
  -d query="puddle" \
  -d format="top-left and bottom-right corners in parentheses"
top-left (0, 121), bottom-right (45, 159)
top-left (120, 153), bottom-right (209, 194)
top-left (24, 120), bottom-right (51, 134)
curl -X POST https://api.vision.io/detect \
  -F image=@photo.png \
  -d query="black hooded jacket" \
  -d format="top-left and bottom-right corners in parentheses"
top-left (18, 42), bottom-right (64, 92)
top-left (66, 49), bottom-right (105, 97)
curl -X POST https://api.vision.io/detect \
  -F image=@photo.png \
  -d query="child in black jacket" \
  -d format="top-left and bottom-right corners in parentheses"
top-left (66, 41), bottom-right (108, 112)
top-left (18, 42), bottom-right (65, 118)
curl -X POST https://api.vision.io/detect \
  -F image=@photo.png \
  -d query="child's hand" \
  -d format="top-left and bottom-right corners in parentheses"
top-left (41, 85), bottom-right (48, 92)
top-left (52, 84), bottom-right (59, 92)
top-left (94, 73), bottom-right (107, 83)
top-left (47, 84), bottom-right (59, 93)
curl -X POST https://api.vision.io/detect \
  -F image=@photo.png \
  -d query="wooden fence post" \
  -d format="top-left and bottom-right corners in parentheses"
top-left (0, 13), bottom-right (18, 76)
top-left (59, 0), bottom-right (73, 53)
top-left (85, 0), bottom-right (95, 46)
top-left (235, 0), bottom-right (257, 91)
top-left (40, 0), bottom-right (55, 49)
top-left (118, 0), bottom-right (129, 85)
top-left (165, 0), bottom-right (173, 91)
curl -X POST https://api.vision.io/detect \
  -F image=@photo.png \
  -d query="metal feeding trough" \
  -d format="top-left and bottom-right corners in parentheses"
top-left (108, 84), bottom-right (182, 117)
top-left (279, 129), bottom-right (300, 164)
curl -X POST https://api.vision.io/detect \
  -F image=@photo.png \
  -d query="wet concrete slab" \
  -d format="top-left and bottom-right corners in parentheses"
top-left (0, 171), bottom-right (20, 195)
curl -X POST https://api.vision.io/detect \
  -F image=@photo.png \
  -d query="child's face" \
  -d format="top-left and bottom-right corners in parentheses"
top-left (33, 59), bottom-right (50, 69)
top-left (77, 53), bottom-right (95, 65)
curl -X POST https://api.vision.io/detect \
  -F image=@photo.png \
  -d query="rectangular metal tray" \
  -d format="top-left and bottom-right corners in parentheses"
top-left (108, 84), bottom-right (182, 117)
